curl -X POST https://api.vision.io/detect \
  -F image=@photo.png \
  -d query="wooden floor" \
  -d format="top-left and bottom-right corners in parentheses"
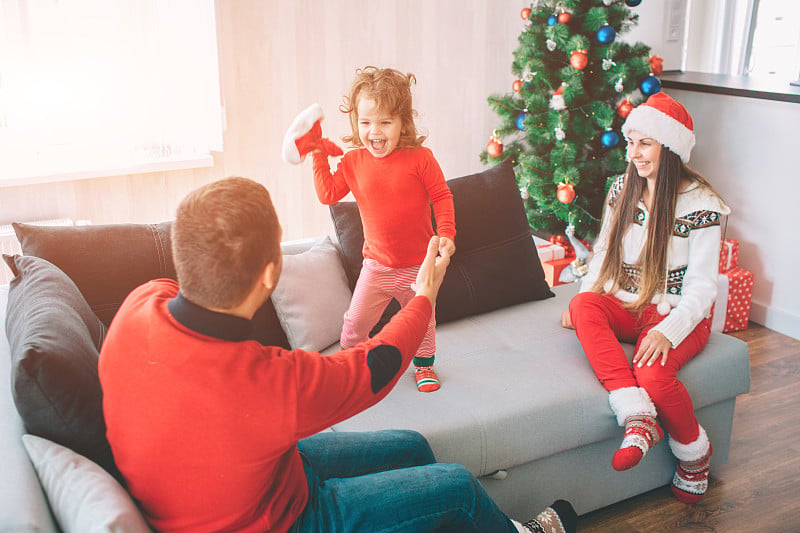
top-left (578, 323), bottom-right (800, 533)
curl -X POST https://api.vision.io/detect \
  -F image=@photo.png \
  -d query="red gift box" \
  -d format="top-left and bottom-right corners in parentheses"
top-left (719, 238), bottom-right (739, 273)
top-left (542, 257), bottom-right (575, 287)
top-left (711, 267), bottom-right (754, 332)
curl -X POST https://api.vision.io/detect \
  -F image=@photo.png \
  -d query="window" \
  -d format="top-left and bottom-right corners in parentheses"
top-left (745, 0), bottom-right (800, 82)
top-left (0, 0), bottom-right (222, 185)
top-left (684, 0), bottom-right (800, 84)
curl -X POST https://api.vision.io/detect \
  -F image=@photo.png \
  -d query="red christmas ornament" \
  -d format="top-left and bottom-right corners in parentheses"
top-left (558, 12), bottom-right (571, 23)
top-left (570, 49), bottom-right (588, 70)
top-left (512, 79), bottom-right (523, 92)
top-left (617, 99), bottom-right (634, 118)
top-left (486, 135), bottom-right (503, 157)
top-left (556, 182), bottom-right (576, 204)
top-left (648, 54), bottom-right (664, 76)
top-left (521, 7), bottom-right (532, 20)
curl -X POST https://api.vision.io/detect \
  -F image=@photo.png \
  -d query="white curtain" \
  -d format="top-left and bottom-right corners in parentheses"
top-left (0, 0), bottom-right (222, 183)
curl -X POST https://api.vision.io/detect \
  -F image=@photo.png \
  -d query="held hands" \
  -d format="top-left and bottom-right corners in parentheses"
top-left (633, 330), bottom-right (671, 368)
top-left (413, 236), bottom-right (451, 307)
top-left (438, 236), bottom-right (456, 259)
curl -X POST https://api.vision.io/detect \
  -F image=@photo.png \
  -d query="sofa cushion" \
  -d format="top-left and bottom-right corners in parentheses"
top-left (330, 160), bottom-right (553, 324)
top-left (13, 221), bottom-right (290, 348)
top-left (22, 434), bottom-right (151, 533)
top-left (13, 221), bottom-right (176, 327)
top-left (331, 283), bottom-right (753, 476)
top-left (271, 236), bottom-right (352, 351)
top-left (3, 254), bottom-right (119, 478)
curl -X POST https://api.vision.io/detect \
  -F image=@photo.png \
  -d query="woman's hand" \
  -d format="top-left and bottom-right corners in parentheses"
top-left (561, 310), bottom-right (573, 329)
top-left (633, 330), bottom-right (671, 367)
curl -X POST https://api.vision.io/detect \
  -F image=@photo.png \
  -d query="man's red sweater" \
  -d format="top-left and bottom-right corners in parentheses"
top-left (313, 146), bottom-right (455, 268)
top-left (99, 279), bottom-right (431, 532)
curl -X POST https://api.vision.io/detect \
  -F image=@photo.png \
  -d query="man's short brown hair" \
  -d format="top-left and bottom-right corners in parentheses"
top-left (172, 177), bottom-right (281, 309)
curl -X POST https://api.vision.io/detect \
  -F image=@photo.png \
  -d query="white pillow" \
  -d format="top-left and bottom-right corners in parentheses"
top-left (21, 434), bottom-right (151, 533)
top-left (272, 236), bottom-right (352, 351)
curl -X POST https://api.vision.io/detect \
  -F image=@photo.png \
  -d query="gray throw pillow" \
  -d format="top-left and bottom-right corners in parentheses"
top-left (22, 434), bottom-right (151, 533)
top-left (3, 254), bottom-right (119, 479)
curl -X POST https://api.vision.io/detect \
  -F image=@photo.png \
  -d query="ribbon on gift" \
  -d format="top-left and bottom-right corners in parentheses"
top-left (533, 235), bottom-right (566, 262)
top-left (719, 238), bottom-right (739, 273)
top-left (711, 273), bottom-right (730, 332)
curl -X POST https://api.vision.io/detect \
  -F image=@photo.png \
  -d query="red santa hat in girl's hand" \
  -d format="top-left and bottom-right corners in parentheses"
top-left (282, 103), bottom-right (343, 164)
top-left (621, 92), bottom-right (695, 163)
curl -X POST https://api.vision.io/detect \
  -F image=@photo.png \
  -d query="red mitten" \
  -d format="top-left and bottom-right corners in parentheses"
top-left (282, 103), bottom-right (343, 164)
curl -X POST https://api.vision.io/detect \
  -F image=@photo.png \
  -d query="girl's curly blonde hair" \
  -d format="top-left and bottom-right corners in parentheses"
top-left (340, 66), bottom-right (426, 148)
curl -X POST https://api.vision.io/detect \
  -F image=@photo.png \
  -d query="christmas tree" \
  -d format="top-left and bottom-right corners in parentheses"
top-left (481, 0), bottom-right (663, 239)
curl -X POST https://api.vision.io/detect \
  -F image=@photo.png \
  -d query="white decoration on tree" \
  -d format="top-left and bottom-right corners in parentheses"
top-left (602, 58), bottom-right (616, 71)
top-left (546, 39), bottom-right (557, 52)
top-left (550, 85), bottom-right (566, 111)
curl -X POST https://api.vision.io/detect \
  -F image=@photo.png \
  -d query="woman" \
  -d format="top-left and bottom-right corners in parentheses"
top-left (561, 92), bottom-right (729, 503)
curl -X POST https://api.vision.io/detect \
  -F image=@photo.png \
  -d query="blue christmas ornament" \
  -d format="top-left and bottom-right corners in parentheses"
top-left (625, 0), bottom-right (643, 6)
top-left (516, 113), bottom-right (527, 130)
top-left (600, 130), bottom-right (620, 148)
top-left (639, 75), bottom-right (662, 96)
top-left (596, 24), bottom-right (616, 45)
top-left (547, 14), bottom-right (558, 26)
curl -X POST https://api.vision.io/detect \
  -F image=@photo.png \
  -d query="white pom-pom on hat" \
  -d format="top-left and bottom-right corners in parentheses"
top-left (621, 92), bottom-right (696, 163)
top-left (282, 103), bottom-right (325, 165)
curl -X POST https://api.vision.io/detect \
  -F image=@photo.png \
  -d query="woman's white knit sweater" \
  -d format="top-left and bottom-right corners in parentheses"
top-left (580, 175), bottom-right (731, 347)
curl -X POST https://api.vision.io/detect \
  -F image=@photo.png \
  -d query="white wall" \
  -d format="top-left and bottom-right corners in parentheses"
top-left (623, 0), bottom-right (686, 70)
top-left (668, 89), bottom-right (800, 340)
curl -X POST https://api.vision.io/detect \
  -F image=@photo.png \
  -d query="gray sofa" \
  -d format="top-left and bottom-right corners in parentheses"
top-left (0, 164), bottom-right (751, 530)
top-left (0, 251), bottom-right (753, 530)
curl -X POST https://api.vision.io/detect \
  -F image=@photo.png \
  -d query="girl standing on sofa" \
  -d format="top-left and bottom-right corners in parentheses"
top-left (285, 66), bottom-right (456, 393)
top-left (561, 92), bottom-right (729, 503)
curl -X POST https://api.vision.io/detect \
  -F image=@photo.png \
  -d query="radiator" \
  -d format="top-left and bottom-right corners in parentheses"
top-left (0, 218), bottom-right (76, 285)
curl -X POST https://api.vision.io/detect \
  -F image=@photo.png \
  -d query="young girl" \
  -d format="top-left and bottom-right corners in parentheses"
top-left (289, 66), bottom-right (456, 393)
top-left (561, 92), bottom-right (729, 503)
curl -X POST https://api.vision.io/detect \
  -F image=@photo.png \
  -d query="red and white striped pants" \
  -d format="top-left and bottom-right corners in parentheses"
top-left (341, 258), bottom-right (436, 361)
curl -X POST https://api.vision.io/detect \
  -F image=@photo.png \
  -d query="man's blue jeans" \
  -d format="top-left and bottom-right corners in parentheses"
top-left (289, 430), bottom-right (518, 532)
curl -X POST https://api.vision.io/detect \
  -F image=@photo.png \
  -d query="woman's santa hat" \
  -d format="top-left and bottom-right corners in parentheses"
top-left (621, 92), bottom-right (695, 163)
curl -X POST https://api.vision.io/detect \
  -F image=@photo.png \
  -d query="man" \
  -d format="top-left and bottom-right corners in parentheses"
top-left (99, 177), bottom-right (575, 532)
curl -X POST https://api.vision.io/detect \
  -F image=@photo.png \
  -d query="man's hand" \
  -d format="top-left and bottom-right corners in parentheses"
top-left (633, 330), bottom-right (671, 367)
top-left (413, 236), bottom-right (450, 306)
top-left (438, 236), bottom-right (456, 258)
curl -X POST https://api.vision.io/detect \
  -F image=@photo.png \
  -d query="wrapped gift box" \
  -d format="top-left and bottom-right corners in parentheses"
top-left (711, 266), bottom-right (754, 332)
top-left (541, 257), bottom-right (575, 287)
top-left (719, 238), bottom-right (739, 273)
top-left (533, 235), bottom-right (566, 263)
